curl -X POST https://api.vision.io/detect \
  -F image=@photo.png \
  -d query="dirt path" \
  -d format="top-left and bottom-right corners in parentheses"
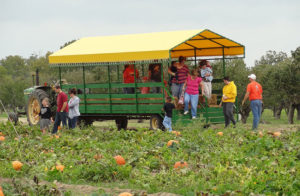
top-left (0, 177), bottom-right (180, 196)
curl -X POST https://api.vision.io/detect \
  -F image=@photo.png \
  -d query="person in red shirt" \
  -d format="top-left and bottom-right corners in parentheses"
top-left (52, 85), bottom-right (69, 134)
top-left (123, 64), bottom-right (139, 94)
top-left (242, 74), bottom-right (263, 130)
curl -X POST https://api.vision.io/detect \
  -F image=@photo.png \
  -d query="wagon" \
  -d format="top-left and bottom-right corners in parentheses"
top-left (48, 29), bottom-right (245, 129)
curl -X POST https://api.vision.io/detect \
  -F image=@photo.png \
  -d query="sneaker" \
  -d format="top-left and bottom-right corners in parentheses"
top-left (192, 116), bottom-right (197, 119)
top-left (184, 111), bottom-right (189, 115)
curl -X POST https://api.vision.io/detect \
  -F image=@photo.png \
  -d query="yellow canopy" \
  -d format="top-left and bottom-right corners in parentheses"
top-left (49, 29), bottom-right (244, 64)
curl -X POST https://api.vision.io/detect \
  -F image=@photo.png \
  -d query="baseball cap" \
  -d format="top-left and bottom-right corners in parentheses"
top-left (248, 74), bottom-right (256, 80)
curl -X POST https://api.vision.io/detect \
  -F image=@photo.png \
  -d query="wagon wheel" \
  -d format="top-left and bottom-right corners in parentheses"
top-left (150, 115), bottom-right (164, 130)
top-left (26, 89), bottom-right (49, 126)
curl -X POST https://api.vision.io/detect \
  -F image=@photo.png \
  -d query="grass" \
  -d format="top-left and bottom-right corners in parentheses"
top-left (0, 110), bottom-right (299, 195)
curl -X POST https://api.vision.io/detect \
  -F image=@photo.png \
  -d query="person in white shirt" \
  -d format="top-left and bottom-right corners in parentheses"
top-left (68, 88), bottom-right (80, 129)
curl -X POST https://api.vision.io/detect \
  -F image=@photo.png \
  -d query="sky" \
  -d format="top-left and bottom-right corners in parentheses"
top-left (0, 0), bottom-right (299, 67)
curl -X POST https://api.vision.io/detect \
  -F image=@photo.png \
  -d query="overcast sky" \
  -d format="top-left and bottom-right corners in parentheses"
top-left (1, 0), bottom-right (299, 66)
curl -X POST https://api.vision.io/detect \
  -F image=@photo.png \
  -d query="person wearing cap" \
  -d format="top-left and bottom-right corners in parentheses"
top-left (221, 76), bottom-right (237, 128)
top-left (242, 74), bottom-right (263, 130)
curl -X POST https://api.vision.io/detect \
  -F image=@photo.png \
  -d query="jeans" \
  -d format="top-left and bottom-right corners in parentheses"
top-left (163, 116), bottom-right (172, 131)
top-left (250, 99), bottom-right (262, 130)
top-left (52, 112), bottom-right (68, 134)
top-left (171, 83), bottom-right (184, 98)
top-left (68, 116), bottom-right (78, 129)
top-left (184, 93), bottom-right (199, 117)
top-left (222, 102), bottom-right (236, 127)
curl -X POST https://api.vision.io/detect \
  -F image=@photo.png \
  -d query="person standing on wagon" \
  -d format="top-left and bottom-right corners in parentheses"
top-left (199, 60), bottom-right (213, 99)
top-left (242, 74), bottom-right (263, 130)
top-left (171, 56), bottom-right (189, 98)
top-left (183, 69), bottom-right (204, 119)
top-left (52, 85), bottom-right (69, 134)
top-left (123, 64), bottom-right (139, 94)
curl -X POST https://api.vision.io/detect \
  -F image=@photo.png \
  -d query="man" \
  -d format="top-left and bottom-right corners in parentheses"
top-left (242, 74), bottom-right (263, 130)
top-left (123, 64), bottom-right (139, 94)
top-left (220, 76), bottom-right (237, 128)
top-left (199, 60), bottom-right (213, 99)
top-left (52, 85), bottom-right (69, 134)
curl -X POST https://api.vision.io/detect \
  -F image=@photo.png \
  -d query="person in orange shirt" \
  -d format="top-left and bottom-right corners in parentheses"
top-left (242, 74), bottom-right (263, 130)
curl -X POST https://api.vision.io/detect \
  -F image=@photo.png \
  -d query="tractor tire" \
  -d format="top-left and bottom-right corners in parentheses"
top-left (150, 115), bottom-right (164, 130)
top-left (26, 89), bottom-right (49, 126)
top-left (115, 118), bottom-right (128, 130)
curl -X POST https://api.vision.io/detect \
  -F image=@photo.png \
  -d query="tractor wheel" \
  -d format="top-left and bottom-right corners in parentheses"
top-left (115, 118), bottom-right (128, 130)
top-left (26, 89), bottom-right (49, 126)
top-left (150, 115), bottom-right (164, 130)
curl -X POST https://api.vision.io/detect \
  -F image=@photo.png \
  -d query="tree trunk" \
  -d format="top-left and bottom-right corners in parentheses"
top-left (273, 106), bottom-right (276, 117)
top-left (288, 103), bottom-right (296, 124)
top-left (275, 103), bottom-right (284, 119)
top-left (297, 104), bottom-right (300, 121)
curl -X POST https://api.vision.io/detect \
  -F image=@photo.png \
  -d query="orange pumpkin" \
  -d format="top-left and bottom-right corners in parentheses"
top-left (0, 132), bottom-right (3, 136)
top-left (217, 132), bottom-right (223, 136)
top-left (167, 140), bottom-right (179, 147)
top-left (0, 136), bottom-right (5, 141)
top-left (12, 161), bottom-right (23, 171)
top-left (54, 135), bottom-right (60, 139)
top-left (58, 126), bottom-right (61, 130)
top-left (174, 161), bottom-right (188, 169)
top-left (119, 192), bottom-right (132, 196)
top-left (258, 131), bottom-right (264, 138)
top-left (273, 132), bottom-right (281, 137)
top-left (56, 164), bottom-right (65, 172)
top-left (171, 131), bottom-right (181, 136)
top-left (114, 155), bottom-right (126, 165)
top-left (0, 186), bottom-right (4, 196)
top-left (94, 154), bottom-right (103, 160)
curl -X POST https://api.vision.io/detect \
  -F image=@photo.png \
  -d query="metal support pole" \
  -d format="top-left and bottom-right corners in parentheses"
top-left (194, 48), bottom-right (197, 68)
top-left (82, 66), bottom-right (87, 113)
top-left (222, 47), bottom-right (226, 77)
top-left (117, 64), bottom-right (120, 82)
top-left (108, 65), bottom-right (112, 113)
top-left (59, 67), bottom-right (62, 87)
top-left (161, 61), bottom-right (165, 102)
top-left (133, 63), bottom-right (138, 113)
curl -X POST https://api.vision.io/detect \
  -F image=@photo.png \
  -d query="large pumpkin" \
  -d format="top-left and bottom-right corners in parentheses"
top-left (167, 140), bottom-right (179, 147)
top-left (0, 186), bottom-right (4, 196)
top-left (114, 155), bottom-right (126, 165)
top-left (174, 161), bottom-right (188, 169)
top-left (119, 192), bottom-right (132, 196)
top-left (12, 161), bottom-right (23, 171)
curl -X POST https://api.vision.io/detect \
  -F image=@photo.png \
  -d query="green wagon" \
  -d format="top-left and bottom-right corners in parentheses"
top-left (48, 29), bottom-right (245, 129)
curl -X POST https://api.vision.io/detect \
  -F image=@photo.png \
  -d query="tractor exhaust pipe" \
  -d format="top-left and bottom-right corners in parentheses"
top-left (35, 69), bottom-right (39, 86)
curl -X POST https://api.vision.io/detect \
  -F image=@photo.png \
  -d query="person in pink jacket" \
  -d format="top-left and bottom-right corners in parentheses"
top-left (183, 69), bottom-right (204, 119)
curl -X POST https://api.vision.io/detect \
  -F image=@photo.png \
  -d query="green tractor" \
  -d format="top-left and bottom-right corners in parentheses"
top-left (23, 70), bottom-right (57, 125)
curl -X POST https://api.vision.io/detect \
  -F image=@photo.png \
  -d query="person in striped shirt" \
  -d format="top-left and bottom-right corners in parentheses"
top-left (170, 56), bottom-right (189, 98)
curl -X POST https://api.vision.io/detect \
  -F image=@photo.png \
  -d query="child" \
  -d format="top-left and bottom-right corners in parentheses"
top-left (39, 98), bottom-right (52, 133)
top-left (162, 97), bottom-right (175, 132)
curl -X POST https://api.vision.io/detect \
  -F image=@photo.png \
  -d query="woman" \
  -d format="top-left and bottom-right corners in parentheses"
top-left (170, 56), bottom-right (189, 98)
top-left (68, 88), bottom-right (80, 129)
top-left (183, 69), bottom-right (204, 119)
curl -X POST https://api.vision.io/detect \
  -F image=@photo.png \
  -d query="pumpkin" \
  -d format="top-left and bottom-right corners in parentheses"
top-left (94, 154), bottom-right (103, 160)
top-left (217, 132), bottom-right (223, 136)
top-left (114, 155), bottom-right (126, 165)
top-left (58, 126), bottom-right (61, 130)
top-left (56, 164), bottom-right (65, 172)
top-left (258, 131), bottom-right (264, 137)
top-left (174, 161), bottom-right (188, 169)
top-left (12, 161), bottom-right (23, 171)
top-left (171, 131), bottom-right (181, 136)
top-left (0, 186), bottom-right (4, 196)
top-left (118, 192), bottom-right (132, 196)
top-left (167, 140), bottom-right (179, 147)
top-left (0, 136), bottom-right (5, 141)
top-left (55, 135), bottom-right (60, 139)
top-left (0, 132), bottom-right (3, 135)
top-left (273, 132), bottom-right (281, 137)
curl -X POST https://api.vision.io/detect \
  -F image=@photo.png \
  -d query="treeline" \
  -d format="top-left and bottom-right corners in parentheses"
top-left (0, 46), bottom-right (299, 123)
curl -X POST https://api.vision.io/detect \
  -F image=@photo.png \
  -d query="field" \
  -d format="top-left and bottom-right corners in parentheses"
top-left (0, 110), bottom-right (299, 195)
